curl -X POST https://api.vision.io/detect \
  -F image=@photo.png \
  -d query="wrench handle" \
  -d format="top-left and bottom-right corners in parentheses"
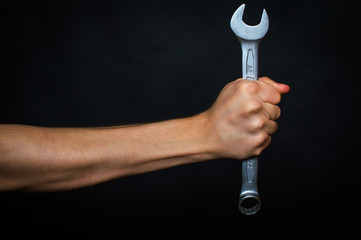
top-left (239, 157), bottom-right (260, 214)
top-left (241, 40), bottom-right (260, 80)
top-left (239, 40), bottom-right (261, 215)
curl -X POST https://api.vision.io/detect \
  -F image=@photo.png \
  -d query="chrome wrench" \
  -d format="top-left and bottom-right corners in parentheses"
top-left (230, 4), bottom-right (269, 215)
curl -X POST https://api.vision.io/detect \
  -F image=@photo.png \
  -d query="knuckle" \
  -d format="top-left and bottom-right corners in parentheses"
top-left (243, 99), bottom-right (263, 115)
top-left (260, 76), bottom-right (271, 82)
top-left (254, 131), bottom-right (269, 146)
top-left (236, 80), bottom-right (259, 94)
top-left (249, 117), bottom-right (265, 131)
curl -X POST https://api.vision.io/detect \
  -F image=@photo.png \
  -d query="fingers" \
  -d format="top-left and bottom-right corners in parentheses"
top-left (248, 115), bottom-right (278, 135)
top-left (258, 135), bottom-right (272, 155)
top-left (249, 119), bottom-right (275, 156)
top-left (251, 131), bottom-right (272, 156)
top-left (264, 120), bottom-right (278, 135)
top-left (238, 77), bottom-right (289, 104)
top-left (257, 77), bottom-right (289, 104)
top-left (259, 77), bottom-right (290, 95)
top-left (264, 103), bottom-right (281, 120)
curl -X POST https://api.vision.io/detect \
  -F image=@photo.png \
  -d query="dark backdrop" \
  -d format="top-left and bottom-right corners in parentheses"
top-left (2, 0), bottom-right (359, 233)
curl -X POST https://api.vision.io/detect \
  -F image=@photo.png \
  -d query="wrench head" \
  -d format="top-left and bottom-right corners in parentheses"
top-left (230, 4), bottom-right (269, 41)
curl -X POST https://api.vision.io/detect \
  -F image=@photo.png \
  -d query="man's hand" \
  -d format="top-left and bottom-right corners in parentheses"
top-left (200, 77), bottom-right (290, 160)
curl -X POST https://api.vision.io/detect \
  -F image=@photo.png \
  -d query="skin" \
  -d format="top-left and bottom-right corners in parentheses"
top-left (0, 77), bottom-right (289, 191)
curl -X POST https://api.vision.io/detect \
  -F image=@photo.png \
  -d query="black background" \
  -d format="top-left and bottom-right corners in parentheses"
top-left (1, 0), bottom-right (360, 234)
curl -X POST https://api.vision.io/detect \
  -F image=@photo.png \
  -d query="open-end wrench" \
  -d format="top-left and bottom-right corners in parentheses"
top-left (230, 4), bottom-right (269, 215)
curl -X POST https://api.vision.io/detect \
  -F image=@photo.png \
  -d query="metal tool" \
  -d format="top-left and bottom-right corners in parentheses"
top-left (230, 4), bottom-right (269, 215)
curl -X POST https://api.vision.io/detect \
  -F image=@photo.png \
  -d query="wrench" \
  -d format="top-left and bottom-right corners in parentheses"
top-left (230, 4), bottom-right (269, 215)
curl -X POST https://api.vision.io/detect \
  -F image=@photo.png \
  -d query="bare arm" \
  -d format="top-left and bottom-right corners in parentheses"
top-left (0, 77), bottom-right (289, 191)
top-left (0, 117), bottom-right (211, 191)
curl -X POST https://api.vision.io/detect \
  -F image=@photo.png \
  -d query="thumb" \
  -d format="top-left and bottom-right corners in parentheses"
top-left (259, 77), bottom-right (290, 95)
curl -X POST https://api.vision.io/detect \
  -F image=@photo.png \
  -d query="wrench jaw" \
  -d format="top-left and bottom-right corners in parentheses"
top-left (230, 4), bottom-right (269, 41)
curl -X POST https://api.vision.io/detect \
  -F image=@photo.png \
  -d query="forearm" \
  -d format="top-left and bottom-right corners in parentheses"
top-left (0, 115), bottom-right (212, 191)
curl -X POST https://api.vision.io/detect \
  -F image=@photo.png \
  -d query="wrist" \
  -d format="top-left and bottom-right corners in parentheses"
top-left (188, 112), bottom-right (218, 162)
top-left (150, 115), bottom-right (214, 163)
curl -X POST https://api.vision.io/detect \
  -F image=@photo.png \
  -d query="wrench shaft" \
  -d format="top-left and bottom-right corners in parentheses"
top-left (241, 40), bottom-right (260, 80)
top-left (239, 157), bottom-right (260, 214)
top-left (239, 40), bottom-right (261, 215)
top-left (230, 3), bottom-right (268, 215)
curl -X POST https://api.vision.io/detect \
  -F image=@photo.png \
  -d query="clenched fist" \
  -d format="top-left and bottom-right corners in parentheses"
top-left (200, 77), bottom-right (290, 160)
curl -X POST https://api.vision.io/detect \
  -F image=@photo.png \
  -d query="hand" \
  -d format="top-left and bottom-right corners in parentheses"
top-left (200, 77), bottom-right (290, 160)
